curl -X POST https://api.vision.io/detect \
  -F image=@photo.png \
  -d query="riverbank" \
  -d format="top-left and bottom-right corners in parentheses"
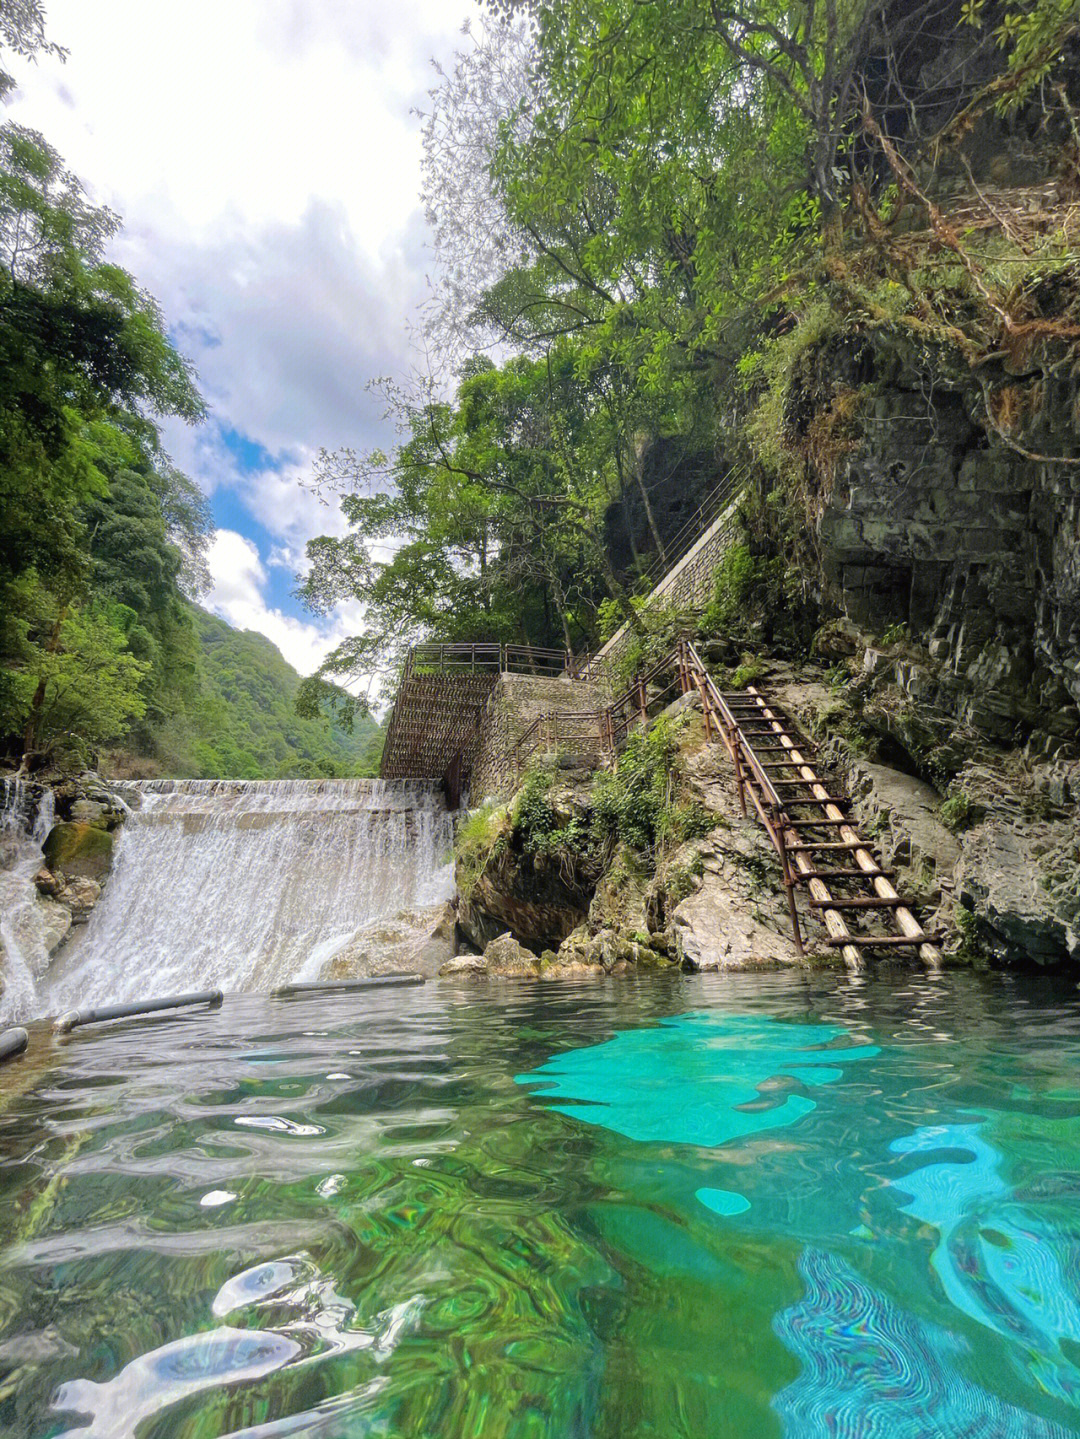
top-left (446, 651), bottom-right (1080, 978)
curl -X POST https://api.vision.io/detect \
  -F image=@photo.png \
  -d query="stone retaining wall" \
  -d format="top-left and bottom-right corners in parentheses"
top-left (471, 674), bottom-right (607, 802)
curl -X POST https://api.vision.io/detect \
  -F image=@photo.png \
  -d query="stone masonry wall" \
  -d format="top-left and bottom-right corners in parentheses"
top-left (470, 674), bottom-right (608, 802)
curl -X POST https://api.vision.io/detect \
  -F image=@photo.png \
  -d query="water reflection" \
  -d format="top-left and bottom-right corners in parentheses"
top-left (0, 973), bottom-right (1078, 1437)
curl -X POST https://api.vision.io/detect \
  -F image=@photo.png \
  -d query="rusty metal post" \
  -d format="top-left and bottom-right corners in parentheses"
top-left (697, 675), bottom-right (712, 741)
top-left (775, 812), bottom-right (804, 956)
top-left (730, 726), bottom-right (747, 816)
top-left (638, 678), bottom-right (648, 729)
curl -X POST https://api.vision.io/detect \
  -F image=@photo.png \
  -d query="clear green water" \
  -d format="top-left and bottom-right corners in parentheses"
top-left (2, 971), bottom-right (1080, 1438)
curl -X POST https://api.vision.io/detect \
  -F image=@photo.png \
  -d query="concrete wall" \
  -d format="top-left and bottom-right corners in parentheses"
top-left (590, 495), bottom-right (742, 678)
top-left (470, 674), bottom-right (608, 802)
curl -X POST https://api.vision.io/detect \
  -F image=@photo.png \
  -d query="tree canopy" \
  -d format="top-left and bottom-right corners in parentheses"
top-left (300, 0), bottom-right (1080, 708)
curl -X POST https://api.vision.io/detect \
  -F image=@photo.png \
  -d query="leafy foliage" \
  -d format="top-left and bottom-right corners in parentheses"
top-left (591, 718), bottom-right (712, 855)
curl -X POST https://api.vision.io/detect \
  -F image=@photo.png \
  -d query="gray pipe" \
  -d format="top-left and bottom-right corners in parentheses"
top-left (273, 974), bottom-right (425, 997)
top-left (54, 990), bottom-right (223, 1034)
top-left (0, 1027), bottom-right (28, 1063)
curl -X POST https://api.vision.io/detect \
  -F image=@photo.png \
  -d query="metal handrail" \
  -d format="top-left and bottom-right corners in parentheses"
top-left (685, 642), bottom-right (784, 811)
top-left (403, 642), bottom-right (579, 679)
top-left (631, 464), bottom-right (747, 593)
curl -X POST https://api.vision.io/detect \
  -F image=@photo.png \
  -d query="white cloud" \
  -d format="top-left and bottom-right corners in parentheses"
top-left (205, 530), bottom-right (364, 679)
top-left (3, 1), bottom-right (478, 660)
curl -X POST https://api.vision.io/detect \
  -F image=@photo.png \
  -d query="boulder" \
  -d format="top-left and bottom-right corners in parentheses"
top-left (322, 903), bottom-right (457, 980)
top-left (438, 954), bottom-right (490, 978)
top-left (60, 876), bottom-right (102, 922)
top-left (33, 867), bottom-right (62, 897)
top-left (42, 822), bottom-right (113, 882)
top-left (69, 798), bottom-right (110, 829)
top-left (482, 932), bottom-right (541, 978)
top-left (34, 897), bottom-right (72, 959)
top-left (456, 840), bottom-right (595, 953)
top-left (438, 934), bottom-right (541, 979)
top-left (673, 844), bottom-right (803, 972)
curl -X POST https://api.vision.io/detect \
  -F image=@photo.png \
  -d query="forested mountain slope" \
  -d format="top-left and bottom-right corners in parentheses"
top-left (118, 607), bottom-right (384, 781)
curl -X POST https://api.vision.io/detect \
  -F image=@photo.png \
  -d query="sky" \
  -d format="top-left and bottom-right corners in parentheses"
top-left (5, 0), bottom-right (478, 676)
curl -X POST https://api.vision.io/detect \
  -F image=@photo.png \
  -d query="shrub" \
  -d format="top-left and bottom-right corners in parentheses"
top-left (591, 716), bottom-right (712, 856)
top-left (940, 790), bottom-right (973, 832)
top-left (455, 801), bottom-right (508, 897)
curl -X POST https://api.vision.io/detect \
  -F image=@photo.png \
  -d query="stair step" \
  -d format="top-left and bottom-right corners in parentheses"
top-left (784, 818), bottom-right (856, 828)
top-left (809, 896), bottom-right (905, 910)
top-left (779, 794), bottom-right (851, 807)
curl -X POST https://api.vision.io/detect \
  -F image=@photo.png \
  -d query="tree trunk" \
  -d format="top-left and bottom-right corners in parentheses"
top-left (22, 604), bottom-right (68, 762)
top-left (628, 432), bottom-right (667, 565)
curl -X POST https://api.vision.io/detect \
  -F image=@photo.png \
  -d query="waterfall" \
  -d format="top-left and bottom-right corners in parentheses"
top-left (0, 777), bottom-right (57, 1024)
top-left (37, 778), bottom-right (455, 1014)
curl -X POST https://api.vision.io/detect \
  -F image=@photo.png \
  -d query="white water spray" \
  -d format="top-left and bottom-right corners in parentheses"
top-left (0, 778), bottom-right (57, 1024)
top-left (38, 778), bottom-right (455, 1013)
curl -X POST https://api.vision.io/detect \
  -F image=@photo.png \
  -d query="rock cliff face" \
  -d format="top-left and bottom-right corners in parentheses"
top-left (815, 337), bottom-right (1080, 748)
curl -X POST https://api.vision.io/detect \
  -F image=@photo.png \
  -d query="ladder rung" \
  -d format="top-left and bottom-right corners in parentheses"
top-left (753, 743), bottom-right (819, 754)
top-left (785, 818), bottom-right (856, 828)
top-left (802, 864), bottom-right (893, 878)
top-left (809, 896), bottom-right (904, 910)
top-left (824, 933), bottom-right (937, 948)
top-left (780, 794), bottom-right (851, 806)
top-left (785, 841), bottom-right (868, 852)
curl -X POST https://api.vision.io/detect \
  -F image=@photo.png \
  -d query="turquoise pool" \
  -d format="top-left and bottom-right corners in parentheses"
top-left (1, 971), bottom-right (1078, 1436)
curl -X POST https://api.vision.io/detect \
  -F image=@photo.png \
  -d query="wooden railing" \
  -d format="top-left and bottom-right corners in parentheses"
top-left (515, 648), bottom-right (684, 768)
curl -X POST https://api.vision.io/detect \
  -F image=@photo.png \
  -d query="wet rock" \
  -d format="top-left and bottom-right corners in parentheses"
top-left (482, 932), bottom-right (541, 977)
top-left (323, 903), bottom-right (457, 980)
top-left (33, 867), bottom-right (62, 897)
top-left (69, 798), bottom-right (110, 829)
top-left (60, 876), bottom-right (102, 922)
top-left (0, 833), bottom-right (21, 871)
top-left (42, 822), bottom-right (114, 882)
top-left (439, 933), bottom-right (541, 979)
top-left (34, 896), bottom-right (72, 958)
top-left (438, 953), bottom-right (490, 978)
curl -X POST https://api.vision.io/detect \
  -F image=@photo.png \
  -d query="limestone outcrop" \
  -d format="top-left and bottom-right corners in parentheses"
top-left (455, 785), bottom-right (602, 953)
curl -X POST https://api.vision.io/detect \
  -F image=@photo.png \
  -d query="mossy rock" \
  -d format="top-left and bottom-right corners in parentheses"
top-left (42, 822), bottom-right (114, 881)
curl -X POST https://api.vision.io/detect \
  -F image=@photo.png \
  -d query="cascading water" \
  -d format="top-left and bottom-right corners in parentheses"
top-left (9, 777), bottom-right (454, 1021)
top-left (0, 777), bottom-right (57, 1024)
